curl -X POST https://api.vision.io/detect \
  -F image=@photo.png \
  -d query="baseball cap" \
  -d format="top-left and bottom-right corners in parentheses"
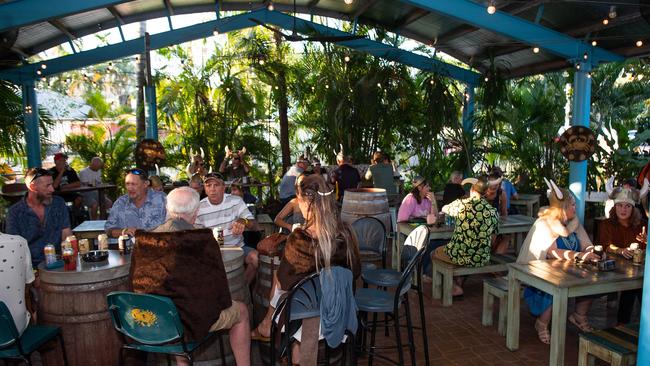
top-left (203, 172), bottom-right (225, 183)
top-left (54, 152), bottom-right (68, 161)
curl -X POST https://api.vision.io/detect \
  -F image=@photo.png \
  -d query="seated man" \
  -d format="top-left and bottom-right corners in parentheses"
top-left (48, 153), bottom-right (81, 202)
top-left (0, 231), bottom-right (35, 336)
top-left (196, 172), bottom-right (259, 284)
top-left (105, 168), bottom-right (167, 237)
top-left (132, 187), bottom-right (250, 366)
top-left (78, 157), bottom-right (113, 219)
top-left (6, 168), bottom-right (72, 266)
top-left (219, 148), bottom-right (250, 181)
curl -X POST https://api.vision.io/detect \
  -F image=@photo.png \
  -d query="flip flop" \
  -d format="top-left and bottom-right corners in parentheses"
top-left (251, 326), bottom-right (271, 342)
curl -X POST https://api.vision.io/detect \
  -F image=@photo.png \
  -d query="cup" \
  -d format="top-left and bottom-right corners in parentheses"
top-left (63, 248), bottom-right (77, 271)
top-left (593, 245), bottom-right (605, 261)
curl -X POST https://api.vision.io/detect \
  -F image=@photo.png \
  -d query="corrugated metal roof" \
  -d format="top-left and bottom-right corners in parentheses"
top-left (0, 0), bottom-right (648, 78)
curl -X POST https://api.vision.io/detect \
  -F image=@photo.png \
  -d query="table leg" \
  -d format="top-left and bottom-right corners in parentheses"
top-left (98, 189), bottom-right (107, 220)
top-left (550, 288), bottom-right (568, 366)
top-left (506, 270), bottom-right (521, 351)
top-left (394, 232), bottom-right (404, 270)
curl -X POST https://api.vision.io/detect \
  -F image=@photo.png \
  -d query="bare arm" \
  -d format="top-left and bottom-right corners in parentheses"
top-left (499, 191), bottom-right (508, 217)
top-left (275, 200), bottom-right (297, 231)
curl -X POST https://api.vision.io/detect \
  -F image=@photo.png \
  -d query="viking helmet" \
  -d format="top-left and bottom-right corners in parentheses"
top-left (544, 178), bottom-right (571, 209)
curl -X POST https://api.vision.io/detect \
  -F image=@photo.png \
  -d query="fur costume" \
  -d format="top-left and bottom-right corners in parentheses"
top-left (516, 215), bottom-right (591, 264)
top-left (131, 226), bottom-right (232, 341)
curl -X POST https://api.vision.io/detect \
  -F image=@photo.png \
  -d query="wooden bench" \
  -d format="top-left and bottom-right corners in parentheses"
top-left (578, 323), bottom-right (638, 366)
top-left (431, 253), bottom-right (516, 307)
top-left (482, 277), bottom-right (508, 336)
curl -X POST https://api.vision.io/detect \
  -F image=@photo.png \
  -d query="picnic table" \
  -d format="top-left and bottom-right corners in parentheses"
top-left (506, 257), bottom-right (644, 366)
top-left (394, 214), bottom-right (536, 270)
top-left (510, 193), bottom-right (540, 217)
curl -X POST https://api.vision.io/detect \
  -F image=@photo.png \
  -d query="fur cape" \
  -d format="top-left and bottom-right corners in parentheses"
top-left (131, 228), bottom-right (232, 341)
top-left (516, 214), bottom-right (592, 264)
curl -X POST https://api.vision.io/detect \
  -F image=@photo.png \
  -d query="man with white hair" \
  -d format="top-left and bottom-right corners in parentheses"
top-left (78, 157), bottom-right (113, 219)
top-left (132, 187), bottom-right (251, 366)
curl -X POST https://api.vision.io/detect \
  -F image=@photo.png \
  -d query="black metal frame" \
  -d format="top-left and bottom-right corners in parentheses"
top-left (352, 216), bottom-right (388, 269)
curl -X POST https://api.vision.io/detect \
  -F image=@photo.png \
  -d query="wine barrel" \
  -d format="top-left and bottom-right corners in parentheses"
top-left (340, 188), bottom-right (391, 232)
top-left (171, 248), bottom-right (251, 366)
top-left (39, 250), bottom-right (130, 366)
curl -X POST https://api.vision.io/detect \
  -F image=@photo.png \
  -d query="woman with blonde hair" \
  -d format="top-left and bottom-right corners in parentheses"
top-left (517, 179), bottom-right (601, 344)
top-left (252, 174), bottom-right (360, 351)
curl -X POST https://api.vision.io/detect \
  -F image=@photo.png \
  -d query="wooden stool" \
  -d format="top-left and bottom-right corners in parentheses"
top-left (482, 277), bottom-right (508, 336)
top-left (578, 323), bottom-right (638, 366)
top-left (431, 253), bottom-right (516, 307)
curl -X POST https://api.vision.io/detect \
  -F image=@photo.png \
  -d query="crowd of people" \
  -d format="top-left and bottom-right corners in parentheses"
top-left (1, 146), bottom-right (648, 364)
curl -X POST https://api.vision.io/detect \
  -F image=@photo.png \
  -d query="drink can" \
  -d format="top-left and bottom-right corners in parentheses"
top-left (215, 227), bottom-right (225, 246)
top-left (63, 248), bottom-right (76, 271)
top-left (97, 234), bottom-right (109, 250)
top-left (78, 239), bottom-right (90, 254)
top-left (118, 235), bottom-right (129, 254)
top-left (593, 245), bottom-right (604, 261)
top-left (61, 239), bottom-right (71, 251)
top-left (44, 244), bottom-right (57, 266)
top-left (66, 235), bottom-right (79, 255)
top-left (633, 248), bottom-right (644, 265)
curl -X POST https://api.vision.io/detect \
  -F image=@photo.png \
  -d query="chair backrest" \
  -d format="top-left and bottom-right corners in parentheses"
top-left (351, 216), bottom-right (386, 254)
top-left (106, 292), bottom-right (185, 345)
top-left (397, 225), bottom-right (429, 298)
top-left (0, 301), bottom-right (20, 349)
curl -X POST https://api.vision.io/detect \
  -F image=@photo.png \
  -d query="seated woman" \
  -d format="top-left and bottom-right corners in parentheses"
top-left (397, 176), bottom-right (437, 223)
top-left (441, 171), bottom-right (466, 206)
top-left (274, 175), bottom-right (307, 233)
top-left (253, 174), bottom-right (361, 362)
top-left (597, 184), bottom-right (648, 324)
top-left (434, 176), bottom-right (499, 296)
top-left (517, 178), bottom-right (600, 344)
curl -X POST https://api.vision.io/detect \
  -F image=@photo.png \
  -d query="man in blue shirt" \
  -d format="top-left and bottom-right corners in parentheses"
top-left (6, 168), bottom-right (73, 266)
top-left (105, 168), bottom-right (167, 237)
top-left (492, 166), bottom-right (519, 213)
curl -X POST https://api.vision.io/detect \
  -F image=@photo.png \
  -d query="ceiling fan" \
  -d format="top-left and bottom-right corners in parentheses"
top-left (250, 0), bottom-right (365, 43)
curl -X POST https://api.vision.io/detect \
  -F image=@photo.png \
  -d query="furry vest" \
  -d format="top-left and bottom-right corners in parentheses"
top-left (131, 228), bottom-right (232, 341)
top-left (517, 214), bottom-right (591, 264)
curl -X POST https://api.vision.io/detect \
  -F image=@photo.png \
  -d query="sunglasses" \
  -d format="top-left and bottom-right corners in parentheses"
top-left (27, 168), bottom-right (51, 183)
top-left (127, 168), bottom-right (149, 179)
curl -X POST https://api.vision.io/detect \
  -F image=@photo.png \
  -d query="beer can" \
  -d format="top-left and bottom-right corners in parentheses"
top-left (78, 239), bottom-right (90, 254)
top-left (44, 244), bottom-right (57, 266)
top-left (63, 248), bottom-right (76, 271)
top-left (118, 235), bottom-right (129, 254)
top-left (97, 234), bottom-right (109, 250)
top-left (215, 227), bottom-right (225, 246)
top-left (61, 239), bottom-right (71, 251)
top-left (633, 249), bottom-right (644, 265)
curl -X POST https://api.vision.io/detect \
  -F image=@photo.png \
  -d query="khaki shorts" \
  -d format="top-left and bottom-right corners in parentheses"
top-left (208, 301), bottom-right (241, 332)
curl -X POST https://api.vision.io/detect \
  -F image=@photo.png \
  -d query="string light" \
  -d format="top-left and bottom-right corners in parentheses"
top-left (376, 82), bottom-right (381, 88)
top-left (532, 47), bottom-right (540, 54)
top-left (602, 19), bottom-right (609, 25)
top-left (267, 2), bottom-right (274, 11)
top-left (591, 40), bottom-right (597, 46)
top-left (429, 79), bottom-right (434, 85)
top-left (486, 1), bottom-right (496, 15)
top-left (587, 72), bottom-right (592, 79)
top-left (213, 29), bottom-right (219, 36)
top-left (325, 84), bottom-right (329, 89)
top-left (36, 70), bottom-right (42, 75)
top-left (636, 40), bottom-right (643, 47)
top-left (344, 55), bottom-right (350, 62)
top-left (344, 0), bottom-right (354, 4)
top-left (41, 64), bottom-right (47, 69)
top-left (583, 52), bottom-right (588, 60)
top-left (575, 63), bottom-right (581, 70)
top-left (259, 59), bottom-right (265, 65)
top-left (608, 6), bottom-right (617, 19)
top-left (484, 76), bottom-right (489, 82)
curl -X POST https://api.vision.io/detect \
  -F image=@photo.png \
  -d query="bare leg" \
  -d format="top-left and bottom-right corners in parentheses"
top-left (253, 273), bottom-right (280, 338)
top-left (575, 298), bottom-right (593, 316)
top-left (89, 202), bottom-right (99, 220)
top-left (291, 342), bottom-right (301, 365)
top-left (230, 301), bottom-right (251, 366)
top-left (245, 250), bottom-right (259, 285)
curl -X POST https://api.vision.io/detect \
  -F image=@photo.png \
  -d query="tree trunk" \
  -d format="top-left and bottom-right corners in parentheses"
top-left (135, 21), bottom-right (146, 141)
top-left (274, 33), bottom-right (291, 173)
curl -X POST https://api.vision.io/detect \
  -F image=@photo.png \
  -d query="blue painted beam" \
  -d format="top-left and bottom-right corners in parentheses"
top-left (21, 81), bottom-right (41, 168)
top-left (400, 0), bottom-right (623, 63)
top-left (0, 0), bottom-right (132, 33)
top-left (568, 62), bottom-right (592, 225)
top-left (145, 85), bottom-right (158, 140)
top-left (0, 9), bottom-right (480, 85)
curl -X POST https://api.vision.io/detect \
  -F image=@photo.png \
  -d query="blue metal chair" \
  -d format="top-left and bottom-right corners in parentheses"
top-left (356, 225), bottom-right (430, 366)
top-left (352, 216), bottom-right (388, 270)
top-left (270, 271), bottom-right (356, 366)
top-left (0, 301), bottom-right (69, 366)
top-left (106, 291), bottom-right (227, 366)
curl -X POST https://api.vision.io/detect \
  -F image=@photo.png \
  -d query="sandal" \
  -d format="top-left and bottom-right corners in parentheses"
top-left (569, 313), bottom-right (594, 333)
top-left (534, 319), bottom-right (550, 345)
top-left (251, 324), bottom-right (271, 342)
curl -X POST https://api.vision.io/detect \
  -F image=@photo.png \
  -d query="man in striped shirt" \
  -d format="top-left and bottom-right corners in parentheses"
top-left (195, 172), bottom-right (258, 284)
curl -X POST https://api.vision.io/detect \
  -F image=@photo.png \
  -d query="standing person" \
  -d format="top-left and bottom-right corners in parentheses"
top-left (330, 154), bottom-right (361, 201)
top-left (365, 151), bottom-right (397, 194)
top-left (131, 187), bottom-right (251, 366)
top-left (48, 153), bottom-right (81, 202)
top-left (78, 157), bottom-right (113, 219)
top-left (279, 156), bottom-right (308, 205)
top-left (104, 168), bottom-right (167, 237)
top-left (517, 179), bottom-right (600, 344)
top-left (435, 177), bottom-right (499, 296)
top-left (597, 186), bottom-right (648, 324)
top-left (6, 168), bottom-right (72, 266)
top-left (252, 174), bottom-right (360, 363)
top-left (0, 232), bottom-right (35, 336)
top-left (397, 176), bottom-right (438, 223)
top-left (492, 166), bottom-right (519, 214)
top-left (220, 147), bottom-right (250, 180)
top-left (195, 172), bottom-right (259, 284)
top-left (442, 171), bottom-right (466, 206)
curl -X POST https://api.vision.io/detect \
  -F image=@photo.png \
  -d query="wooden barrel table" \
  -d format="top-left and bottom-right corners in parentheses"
top-left (340, 188), bottom-right (391, 231)
top-left (39, 250), bottom-right (130, 366)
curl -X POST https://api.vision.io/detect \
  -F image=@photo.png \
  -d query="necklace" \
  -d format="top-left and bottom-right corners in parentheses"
top-left (559, 233), bottom-right (579, 251)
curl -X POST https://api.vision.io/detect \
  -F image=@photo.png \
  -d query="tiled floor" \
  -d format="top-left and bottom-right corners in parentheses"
top-left (355, 274), bottom-right (625, 366)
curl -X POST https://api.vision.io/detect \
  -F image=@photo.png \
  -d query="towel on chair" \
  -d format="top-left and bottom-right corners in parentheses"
top-left (319, 266), bottom-right (358, 348)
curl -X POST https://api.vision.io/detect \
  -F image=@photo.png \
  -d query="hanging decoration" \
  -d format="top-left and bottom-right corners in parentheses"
top-left (135, 139), bottom-right (166, 169)
top-left (557, 126), bottom-right (596, 162)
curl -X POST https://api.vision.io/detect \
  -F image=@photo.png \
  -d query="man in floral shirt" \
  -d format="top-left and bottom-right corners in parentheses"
top-left (435, 176), bottom-right (499, 296)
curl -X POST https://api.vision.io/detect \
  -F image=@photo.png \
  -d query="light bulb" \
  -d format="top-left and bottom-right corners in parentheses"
top-left (344, 0), bottom-right (354, 4)
top-left (636, 40), bottom-right (643, 47)
top-left (608, 6), bottom-right (617, 19)
top-left (532, 47), bottom-right (540, 54)
top-left (36, 70), bottom-right (42, 75)
top-left (587, 72), bottom-right (592, 79)
top-left (267, 2), bottom-right (274, 11)
top-left (259, 59), bottom-right (265, 65)
top-left (583, 52), bottom-right (588, 60)
top-left (576, 64), bottom-right (581, 70)
top-left (213, 29), bottom-right (219, 36)
top-left (602, 19), bottom-right (609, 25)
top-left (484, 76), bottom-right (489, 82)
top-left (41, 64), bottom-right (47, 69)
top-left (344, 55), bottom-right (350, 62)
top-left (591, 40), bottom-right (597, 46)
top-left (487, 4), bottom-right (496, 14)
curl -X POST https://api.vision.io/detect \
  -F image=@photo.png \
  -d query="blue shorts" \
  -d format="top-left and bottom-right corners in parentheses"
top-left (242, 245), bottom-right (256, 257)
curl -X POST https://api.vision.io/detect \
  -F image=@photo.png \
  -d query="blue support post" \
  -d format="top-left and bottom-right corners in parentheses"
top-left (638, 224), bottom-right (650, 365)
top-left (21, 80), bottom-right (42, 168)
top-left (568, 62), bottom-right (592, 224)
top-left (462, 86), bottom-right (475, 134)
top-left (145, 85), bottom-right (158, 140)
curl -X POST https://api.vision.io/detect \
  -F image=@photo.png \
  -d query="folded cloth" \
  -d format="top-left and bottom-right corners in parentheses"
top-left (319, 266), bottom-right (358, 348)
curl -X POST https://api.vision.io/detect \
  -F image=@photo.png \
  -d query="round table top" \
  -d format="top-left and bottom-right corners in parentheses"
top-left (38, 250), bottom-right (131, 285)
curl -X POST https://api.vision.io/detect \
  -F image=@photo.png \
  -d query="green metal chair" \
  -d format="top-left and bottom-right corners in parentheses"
top-left (0, 301), bottom-right (69, 366)
top-left (106, 291), bottom-right (227, 366)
